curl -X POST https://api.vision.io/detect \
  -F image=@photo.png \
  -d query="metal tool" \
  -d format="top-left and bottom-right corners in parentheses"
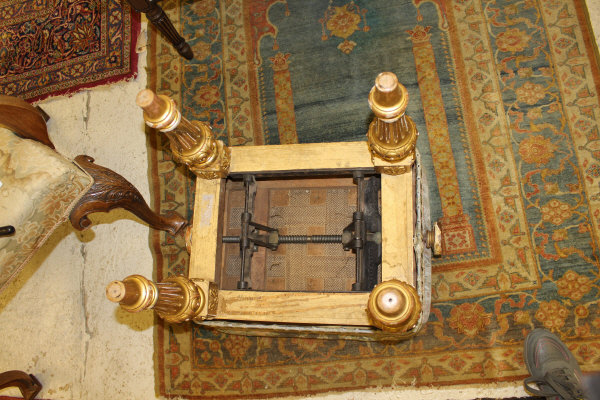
top-left (225, 172), bottom-right (382, 291)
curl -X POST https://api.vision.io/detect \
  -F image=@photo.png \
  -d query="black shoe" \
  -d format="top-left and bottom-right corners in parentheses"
top-left (524, 328), bottom-right (586, 399)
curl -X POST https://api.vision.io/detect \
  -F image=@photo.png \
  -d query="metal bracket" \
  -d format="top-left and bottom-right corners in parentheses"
top-left (227, 172), bottom-right (383, 291)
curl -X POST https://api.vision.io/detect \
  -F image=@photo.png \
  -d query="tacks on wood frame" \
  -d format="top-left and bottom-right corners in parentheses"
top-left (107, 72), bottom-right (442, 341)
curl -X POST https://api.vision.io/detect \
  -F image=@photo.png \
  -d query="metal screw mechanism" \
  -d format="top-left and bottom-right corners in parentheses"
top-left (351, 171), bottom-right (365, 291)
top-left (238, 175), bottom-right (255, 290)
top-left (223, 235), bottom-right (343, 244)
top-left (228, 172), bottom-right (381, 292)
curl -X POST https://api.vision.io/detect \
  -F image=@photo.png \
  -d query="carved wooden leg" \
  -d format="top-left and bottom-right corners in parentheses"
top-left (0, 370), bottom-right (42, 400)
top-left (106, 275), bottom-right (217, 323)
top-left (126, 0), bottom-right (193, 60)
top-left (136, 89), bottom-right (230, 179)
top-left (367, 72), bottom-right (419, 173)
top-left (69, 155), bottom-right (188, 236)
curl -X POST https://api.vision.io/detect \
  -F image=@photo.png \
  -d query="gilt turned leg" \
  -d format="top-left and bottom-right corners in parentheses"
top-left (69, 155), bottom-right (188, 236)
top-left (126, 0), bottom-right (193, 60)
top-left (106, 274), bottom-right (217, 323)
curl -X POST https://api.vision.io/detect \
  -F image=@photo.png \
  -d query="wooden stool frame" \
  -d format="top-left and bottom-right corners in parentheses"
top-left (107, 74), bottom-right (438, 341)
top-left (188, 144), bottom-right (432, 340)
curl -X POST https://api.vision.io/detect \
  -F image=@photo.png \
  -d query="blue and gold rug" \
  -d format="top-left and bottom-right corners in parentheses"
top-left (148, 0), bottom-right (600, 397)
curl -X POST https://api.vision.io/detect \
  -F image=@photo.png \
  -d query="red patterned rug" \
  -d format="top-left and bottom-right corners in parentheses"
top-left (0, 0), bottom-right (139, 102)
top-left (148, 0), bottom-right (600, 398)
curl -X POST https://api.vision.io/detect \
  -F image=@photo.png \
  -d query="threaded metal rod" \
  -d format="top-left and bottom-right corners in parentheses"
top-left (223, 235), bottom-right (342, 244)
top-left (280, 235), bottom-right (342, 243)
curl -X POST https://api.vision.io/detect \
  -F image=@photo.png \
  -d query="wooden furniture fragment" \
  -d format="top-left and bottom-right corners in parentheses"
top-left (70, 155), bottom-right (186, 235)
top-left (0, 95), bottom-right (188, 237)
top-left (108, 72), bottom-right (440, 341)
top-left (0, 96), bottom-right (187, 396)
top-left (0, 95), bottom-right (188, 296)
top-left (0, 95), bottom-right (54, 148)
top-left (0, 370), bottom-right (42, 400)
top-left (126, 0), bottom-right (193, 60)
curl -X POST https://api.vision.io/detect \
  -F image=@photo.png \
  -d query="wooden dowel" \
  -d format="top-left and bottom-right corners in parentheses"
top-left (136, 89), bottom-right (168, 120)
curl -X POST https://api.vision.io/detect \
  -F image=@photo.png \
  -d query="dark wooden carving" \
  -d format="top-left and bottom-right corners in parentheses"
top-left (0, 95), bottom-right (54, 148)
top-left (70, 155), bottom-right (188, 235)
top-left (126, 0), bottom-right (193, 60)
top-left (0, 225), bottom-right (15, 236)
top-left (0, 370), bottom-right (42, 400)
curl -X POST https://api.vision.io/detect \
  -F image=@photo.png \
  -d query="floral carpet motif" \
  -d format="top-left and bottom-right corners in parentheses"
top-left (148, 0), bottom-right (600, 397)
top-left (0, 0), bottom-right (139, 102)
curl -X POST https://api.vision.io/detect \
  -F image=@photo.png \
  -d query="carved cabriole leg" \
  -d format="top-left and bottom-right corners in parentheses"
top-left (69, 155), bottom-right (188, 236)
top-left (367, 72), bottom-right (419, 175)
top-left (125, 0), bottom-right (193, 60)
top-left (136, 89), bottom-right (230, 180)
top-left (106, 275), bottom-right (218, 323)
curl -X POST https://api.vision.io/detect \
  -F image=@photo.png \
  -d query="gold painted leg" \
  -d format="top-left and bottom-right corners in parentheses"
top-left (106, 275), bottom-right (217, 323)
top-left (136, 89), bottom-right (230, 179)
top-left (367, 72), bottom-right (418, 172)
top-left (367, 279), bottom-right (422, 332)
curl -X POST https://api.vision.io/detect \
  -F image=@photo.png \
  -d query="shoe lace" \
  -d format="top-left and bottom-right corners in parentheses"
top-left (545, 368), bottom-right (586, 400)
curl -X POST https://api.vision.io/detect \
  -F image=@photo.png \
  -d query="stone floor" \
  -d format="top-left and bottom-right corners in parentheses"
top-left (1, 2), bottom-right (599, 399)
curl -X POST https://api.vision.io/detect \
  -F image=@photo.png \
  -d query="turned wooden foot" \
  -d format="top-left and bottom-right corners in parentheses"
top-left (69, 155), bottom-right (188, 236)
top-left (0, 370), bottom-right (42, 400)
top-left (367, 280), bottom-right (422, 332)
top-left (126, 0), bottom-right (193, 60)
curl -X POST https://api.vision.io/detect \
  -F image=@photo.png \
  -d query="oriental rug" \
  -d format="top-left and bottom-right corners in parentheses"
top-left (0, 0), bottom-right (140, 102)
top-left (148, 0), bottom-right (600, 398)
